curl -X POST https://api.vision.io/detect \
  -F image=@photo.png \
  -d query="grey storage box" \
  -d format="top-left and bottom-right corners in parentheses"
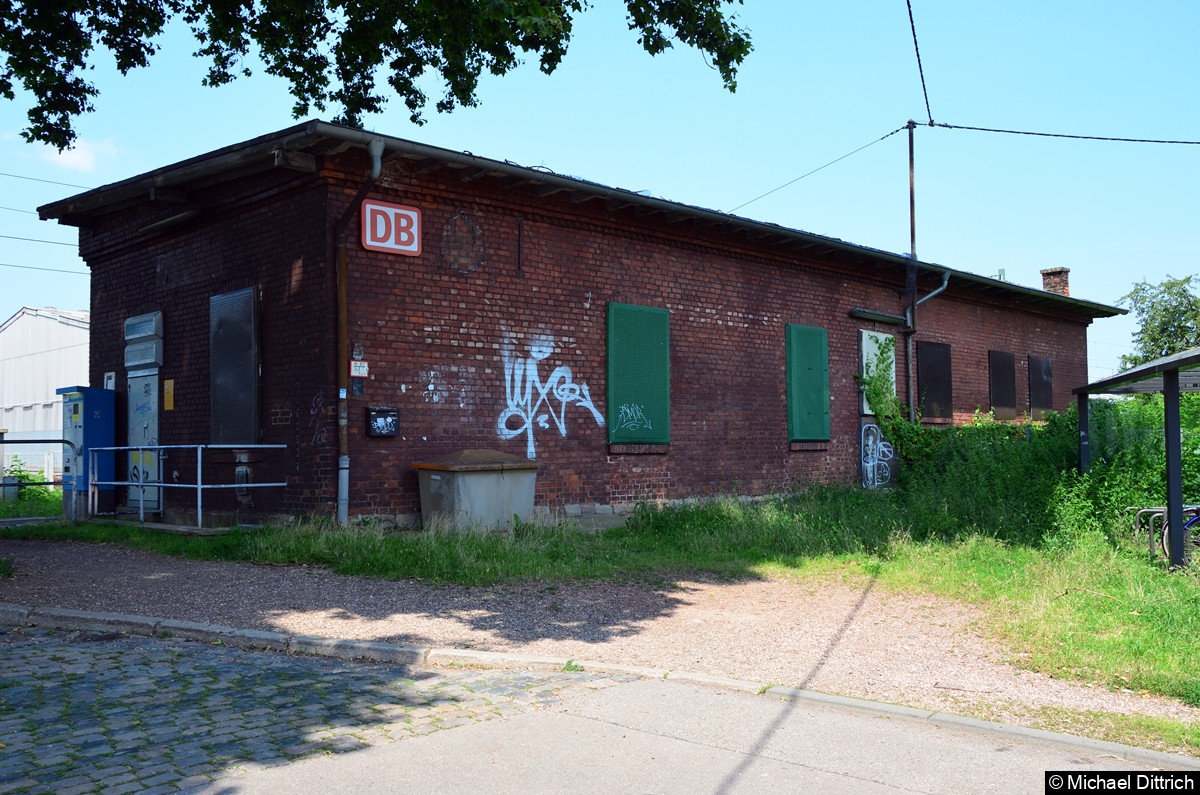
top-left (412, 449), bottom-right (539, 531)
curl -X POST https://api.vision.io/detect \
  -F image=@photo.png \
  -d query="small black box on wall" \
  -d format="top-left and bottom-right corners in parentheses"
top-left (367, 406), bottom-right (399, 437)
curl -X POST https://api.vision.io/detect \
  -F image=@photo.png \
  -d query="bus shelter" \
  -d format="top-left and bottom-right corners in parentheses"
top-left (1074, 348), bottom-right (1200, 568)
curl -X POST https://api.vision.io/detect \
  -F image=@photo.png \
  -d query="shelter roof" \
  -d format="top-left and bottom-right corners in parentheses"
top-left (1074, 348), bottom-right (1200, 396)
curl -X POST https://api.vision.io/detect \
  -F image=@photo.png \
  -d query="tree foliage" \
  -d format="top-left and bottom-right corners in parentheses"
top-left (0, 0), bottom-right (752, 150)
top-left (1120, 275), bottom-right (1200, 369)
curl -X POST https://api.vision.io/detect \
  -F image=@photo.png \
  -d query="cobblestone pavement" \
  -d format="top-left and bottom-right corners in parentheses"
top-left (0, 626), bottom-right (638, 794)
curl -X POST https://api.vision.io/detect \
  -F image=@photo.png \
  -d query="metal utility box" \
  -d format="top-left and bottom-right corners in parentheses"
top-left (56, 386), bottom-right (116, 520)
top-left (412, 449), bottom-right (539, 532)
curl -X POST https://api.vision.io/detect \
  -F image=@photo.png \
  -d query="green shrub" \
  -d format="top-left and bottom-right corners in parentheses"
top-left (1, 457), bottom-right (62, 518)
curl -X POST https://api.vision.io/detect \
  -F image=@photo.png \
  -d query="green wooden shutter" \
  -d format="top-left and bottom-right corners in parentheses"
top-left (786, 324), bottom-right (830, 441)
top-left (607, 302), bottom-right (670, 444)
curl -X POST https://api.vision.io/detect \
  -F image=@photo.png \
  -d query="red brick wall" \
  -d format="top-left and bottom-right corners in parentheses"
top-left (82, 170), bottom-right (338, 518)
top-left (325, 150), bottom-right (1091, 519)
top-left (81, 147), bottom-right (1093, 523)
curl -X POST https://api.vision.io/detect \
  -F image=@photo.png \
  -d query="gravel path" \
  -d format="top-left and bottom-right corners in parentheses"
top-left (2, 538), bottom-right (1197, 729)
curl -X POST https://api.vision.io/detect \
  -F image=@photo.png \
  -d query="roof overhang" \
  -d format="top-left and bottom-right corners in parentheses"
top-left (38, 120), bottom-right (1124, 322)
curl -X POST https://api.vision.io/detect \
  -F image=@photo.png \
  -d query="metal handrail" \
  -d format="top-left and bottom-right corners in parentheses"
top-left (88, 444), bottom-right (287, 529)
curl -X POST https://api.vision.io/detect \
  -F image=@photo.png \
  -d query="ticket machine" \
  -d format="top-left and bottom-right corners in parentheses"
top-left (56, 386), bottom-right (115, 520)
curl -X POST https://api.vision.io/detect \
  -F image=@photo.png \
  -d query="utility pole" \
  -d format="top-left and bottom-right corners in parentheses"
top-left (908, 119), bottom-right (917, 260)
top-left (904, 120), bottom-right (919, 422)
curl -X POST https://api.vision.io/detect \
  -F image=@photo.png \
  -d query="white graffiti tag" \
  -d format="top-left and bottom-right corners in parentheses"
top-left (497, 335), bottom-right (604, 458)
top-left (860, 423), bottom-right (895, 489)
top-left (617, 403), bottom-right (652, 432)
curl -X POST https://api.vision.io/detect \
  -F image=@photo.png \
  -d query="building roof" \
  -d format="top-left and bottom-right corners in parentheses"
top-left (38, 120), bottom-right (1123, 321)
top-left (0, 306), bottom-right (90, 336)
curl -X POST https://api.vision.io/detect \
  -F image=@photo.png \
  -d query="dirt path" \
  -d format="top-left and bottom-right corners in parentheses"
top-left (2, 538), bottom-right (1197, 731)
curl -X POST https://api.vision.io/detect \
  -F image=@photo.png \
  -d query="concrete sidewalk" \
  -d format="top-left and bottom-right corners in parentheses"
top-left (205, 677), bottom-right (1192, 794)
top-left (2, 603), bottom-right (1196, 793)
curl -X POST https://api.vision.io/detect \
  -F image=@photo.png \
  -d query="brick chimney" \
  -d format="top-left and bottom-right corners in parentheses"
top-left (1040, 267), bottom-right (1070, 296)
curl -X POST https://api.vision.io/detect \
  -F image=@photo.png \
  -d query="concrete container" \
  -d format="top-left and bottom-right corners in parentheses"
top-left (412, 449), bottom-right (539, 531)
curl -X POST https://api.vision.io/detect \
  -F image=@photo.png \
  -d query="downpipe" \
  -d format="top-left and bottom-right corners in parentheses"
top-left (333, 137), bottom-right (385, 525)
top-left (904, 269), bottom-right (951, 422)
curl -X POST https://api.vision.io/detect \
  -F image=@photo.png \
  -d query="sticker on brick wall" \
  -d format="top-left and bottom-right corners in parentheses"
top-left (497, 334), bottom-right (604, 459)
top-left (361, 200), bottom-right (421, 256)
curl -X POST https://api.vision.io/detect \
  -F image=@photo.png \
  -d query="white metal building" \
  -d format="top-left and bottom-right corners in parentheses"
top-left (0, 307), bottom-right (90, 477)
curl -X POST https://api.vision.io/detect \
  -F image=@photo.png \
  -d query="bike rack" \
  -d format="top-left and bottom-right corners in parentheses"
top-left (1128, 504), bottom-right (1200, 559)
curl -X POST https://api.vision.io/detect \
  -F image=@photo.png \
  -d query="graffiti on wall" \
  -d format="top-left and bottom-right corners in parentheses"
top-left (616, 403), bottom-right (652, 432)
top-left (419, 369), bottom-right (472, 410)
top-left (860, 422), bottom-right (895, 489)
top-left (308, 392), bottom-right (328, 446)
top-left (497, 334), bottom-right (604, 458)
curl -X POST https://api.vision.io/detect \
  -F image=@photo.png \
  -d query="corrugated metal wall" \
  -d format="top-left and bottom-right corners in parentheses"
top-left (0, 308), bottom-right (89, 472)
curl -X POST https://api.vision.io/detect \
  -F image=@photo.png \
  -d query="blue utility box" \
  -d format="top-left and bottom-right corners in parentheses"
top-left (56, 386), bottom-right (116, 520)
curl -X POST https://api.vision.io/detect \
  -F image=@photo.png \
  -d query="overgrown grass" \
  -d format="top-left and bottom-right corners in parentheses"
top-left (0, 486), bottom-right (897, 584)
top-left (874, 535), bottom-right (1200, 709)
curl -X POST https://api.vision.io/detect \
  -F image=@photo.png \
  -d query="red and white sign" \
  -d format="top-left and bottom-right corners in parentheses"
top-left (361, 200), bottom-right (421, 256)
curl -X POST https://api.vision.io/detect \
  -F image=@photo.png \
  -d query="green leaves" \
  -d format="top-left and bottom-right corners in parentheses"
top-left (2, 0), bottom-right (753, 149)
top-left (1120, 275), bottom-right (1200, 369)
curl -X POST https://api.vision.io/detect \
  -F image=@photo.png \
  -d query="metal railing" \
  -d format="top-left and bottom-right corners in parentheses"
top-left (0, 439), bottom-right (83, 521)
top-left (88, 444), bottom-right (287, 529)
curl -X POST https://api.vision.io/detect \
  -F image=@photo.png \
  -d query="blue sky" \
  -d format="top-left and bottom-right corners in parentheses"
top-left (2, 2), bottom-right (1197, 382)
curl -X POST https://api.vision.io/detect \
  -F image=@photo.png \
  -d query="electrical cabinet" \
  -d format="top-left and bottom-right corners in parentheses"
top-left (56, 386), bottom-right (115, 519)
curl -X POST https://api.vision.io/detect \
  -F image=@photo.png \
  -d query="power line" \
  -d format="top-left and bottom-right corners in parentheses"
top-left (0, 234), bottom-right (76, 247)
top-left (0, 262), bottom-right (88, 276)
top-left (0, 171), bottom-right (92, 189)
top-left (934, 122), bottom-right (1200, 145)
top-left (0, 206), bottom-right (38, 215)
top-left (727, 126), bottom-right (907, 214)
top-left (906, 0), bottom-right (933, 124)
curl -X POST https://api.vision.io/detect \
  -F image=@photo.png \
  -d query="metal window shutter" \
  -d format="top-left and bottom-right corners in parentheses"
top-left (989, 350), bottom-right (1017, 420)
top-left (917, 340), bottom-right (953, 419)
top-left (210, 287), bottom-right (259, 445)
top-left (786, 324), bottom-right (830, 441)
top-left (606, 302), bottom-right (670, 444)
top-left (1029, 355), bottom-right (1053, 419)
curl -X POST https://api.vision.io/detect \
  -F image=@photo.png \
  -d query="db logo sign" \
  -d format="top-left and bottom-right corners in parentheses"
top-left (361, 200), bottom-right (421, 256)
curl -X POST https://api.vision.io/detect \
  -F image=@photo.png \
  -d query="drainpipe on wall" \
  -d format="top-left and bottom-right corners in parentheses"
top-left (332, 137), bottom-right (386, 525)
top-left (904, 269), bottom-right (951, 422)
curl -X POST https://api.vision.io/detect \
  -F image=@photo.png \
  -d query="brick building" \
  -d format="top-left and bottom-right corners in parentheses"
top-left (39, 121), bottom-right (1121, 525)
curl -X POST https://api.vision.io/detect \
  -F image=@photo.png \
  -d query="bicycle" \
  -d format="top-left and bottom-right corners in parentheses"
top-left (1159, 507), bottom-right (1200, 563)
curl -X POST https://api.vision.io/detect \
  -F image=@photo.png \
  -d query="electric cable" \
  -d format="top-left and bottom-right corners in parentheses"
top-left (934, 122), bottom-right (1200, 145)
top-left (907, 0), bottom-right (933, 124)
top-left (0, 234), bottom-right (77, 247)
top-left (0, 171), bottom-right (92, 189)
top-left (0, 262), bottom-right (87, 275)
top-left (727, 126), bottom-right (907, 214)
top-left (0, 206), bottom-right (38, 215)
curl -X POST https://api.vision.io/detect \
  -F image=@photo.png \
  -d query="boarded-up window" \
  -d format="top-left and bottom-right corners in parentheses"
top-left (786, 325), bottom-right (830, 441)
top-left (989, 350), bottom-right (1017, 420)
top-left (210, 287), bottom-right (259, 444)
top-left (1029, 355), bottom-right (1053, 420)
top-left (860, 330), bottom-right (896, 415)
top-left (607, 302), bottom-right (669, 444)
top-left (917, 341), bottom-right (953, 419)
